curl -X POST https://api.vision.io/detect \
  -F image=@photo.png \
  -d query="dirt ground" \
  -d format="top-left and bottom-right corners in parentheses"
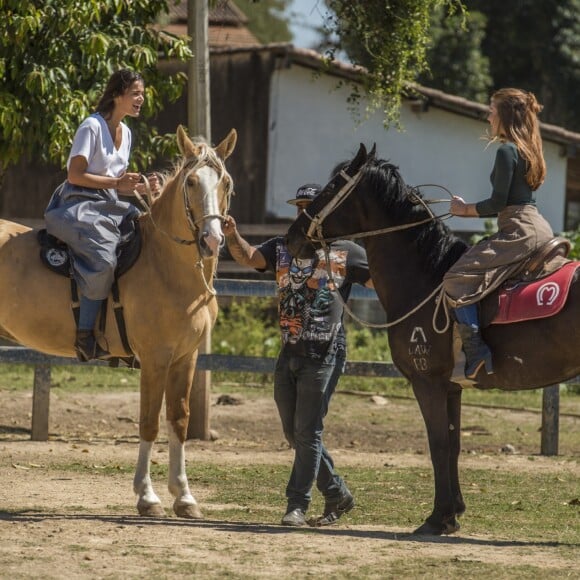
top-left (0, 388), bottom-right (578, 579)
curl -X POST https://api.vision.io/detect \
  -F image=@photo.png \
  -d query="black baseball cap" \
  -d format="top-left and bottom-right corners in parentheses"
top-left (286, 183), bottom-right (322, 205)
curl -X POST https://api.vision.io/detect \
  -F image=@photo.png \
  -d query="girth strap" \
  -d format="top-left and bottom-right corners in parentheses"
top-left (111, 280), bottom-right (134, 358)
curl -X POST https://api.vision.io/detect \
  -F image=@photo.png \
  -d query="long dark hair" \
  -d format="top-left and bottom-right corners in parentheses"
top-left (95, 69), bottom-right (143, 117)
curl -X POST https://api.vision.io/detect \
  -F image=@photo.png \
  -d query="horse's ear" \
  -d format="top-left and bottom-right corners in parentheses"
top-left (215, 129), bottom-right (237, 161)
top-left (369, 143), bottom-right (377, 158)
top-left (348, 143), bottom-right (367, 174)
top-left (176, 125), bottom-right (197, 158)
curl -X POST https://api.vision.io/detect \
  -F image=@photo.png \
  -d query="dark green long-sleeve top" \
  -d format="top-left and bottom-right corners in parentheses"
top-left (475, 142), bottom-right (536, 217)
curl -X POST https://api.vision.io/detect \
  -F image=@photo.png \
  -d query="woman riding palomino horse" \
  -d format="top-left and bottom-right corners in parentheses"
top-left (443, 88), bottom-right (553, 379)
top-left (0, 125), bottom-right (237, 518)
top-left (44, 69), bottom-right (160, 362)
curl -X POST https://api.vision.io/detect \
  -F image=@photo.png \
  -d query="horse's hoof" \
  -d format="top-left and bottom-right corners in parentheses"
top-left (444, 517), bottom-right (460, 534)
top-left (137, 501), bottom-right (166, 518)
top-left (413, 520), bottom-right (445, 536)
top-left (174, 502), bottom-right (203, 519)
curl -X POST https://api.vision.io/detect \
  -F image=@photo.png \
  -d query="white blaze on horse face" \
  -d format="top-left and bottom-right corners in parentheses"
top-left (196, 165), bottom-right (223, 257)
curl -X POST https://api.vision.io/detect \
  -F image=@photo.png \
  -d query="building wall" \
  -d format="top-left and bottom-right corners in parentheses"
top-left (267, 65), bottom-right (567, 233)
top-left (0, 50), bottom-right (276, 225)
top-left (0, 52), bottom-right (570, 235)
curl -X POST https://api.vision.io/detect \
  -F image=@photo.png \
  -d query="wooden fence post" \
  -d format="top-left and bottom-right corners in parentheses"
top-left (187, 329), bottom-right (211, 440)
top-left (31, 363), bottom-right (51, 441)
top-left (540, 384), bottom-right (560, 456)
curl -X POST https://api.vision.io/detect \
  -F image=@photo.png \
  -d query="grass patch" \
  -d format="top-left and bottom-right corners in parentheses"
top-left (0, 363), bottom-right (140, 393)
top-left (51, 460), bottom-right (580, 544)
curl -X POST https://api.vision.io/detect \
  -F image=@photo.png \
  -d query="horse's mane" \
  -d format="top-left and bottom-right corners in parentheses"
top-left (358, 157), bottom-right (467, 278)
top-left (150, 138), bottom-right (234, 208)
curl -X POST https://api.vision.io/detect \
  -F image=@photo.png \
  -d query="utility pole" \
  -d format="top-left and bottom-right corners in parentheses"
top-left (187, 0), bottom-right (211, 142)
top-left (187, 0), bottom-right (212, 440)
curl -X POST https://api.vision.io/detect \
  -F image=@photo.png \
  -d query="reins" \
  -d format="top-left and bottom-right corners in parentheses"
top-left (309, 183), bottom-right (454, 245)
top-left (307, 176), bottom-right (455, 330)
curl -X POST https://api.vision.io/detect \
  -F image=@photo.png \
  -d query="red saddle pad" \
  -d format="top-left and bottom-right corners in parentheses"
top-left (492, 261), bottom-right (579, 325)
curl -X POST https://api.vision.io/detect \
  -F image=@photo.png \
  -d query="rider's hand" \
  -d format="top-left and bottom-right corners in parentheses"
top-left (134, 173), bottom-right (161, 197)
top-left (116, 172), bottom-right (142, 193)
top-left (450, 195), bottom-right (468, 216)
top-left (146, 173), bottom-right (160, 195)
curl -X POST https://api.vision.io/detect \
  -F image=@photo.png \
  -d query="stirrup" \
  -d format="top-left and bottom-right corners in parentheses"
top-left (75, 331), bottom-right (111, 362)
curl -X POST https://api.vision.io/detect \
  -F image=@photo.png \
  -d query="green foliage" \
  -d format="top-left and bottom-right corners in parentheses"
top-left (418, 6), bottom-right (491, 102)
top-left (234, 0), bottom-right (293, 44)
top-left (465, 0), bottom-right (580, 131)
top-left (560, 228), bottom-right (580, 260)
top-left (213, 297), bottom-right (280, 358)
top-left (344, 325), bottom-right (391, 362)
top-left (318, 0), bottom-right (465, 127)
top-left (214, 297), bottom-right (392, 361)
top-left (0, 0), bottom-right (192, 172)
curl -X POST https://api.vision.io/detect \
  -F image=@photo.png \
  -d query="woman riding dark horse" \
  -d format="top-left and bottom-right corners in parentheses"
top-left (285, 130), bottom-right (580, 535)
top-left (443, 88), bottom-right (554, 380)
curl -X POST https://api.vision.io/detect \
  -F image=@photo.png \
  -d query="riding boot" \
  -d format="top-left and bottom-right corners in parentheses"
top-left (75, 330), bottom-right (111, 362)
top-left (456, 323), bottom-right (493, 379)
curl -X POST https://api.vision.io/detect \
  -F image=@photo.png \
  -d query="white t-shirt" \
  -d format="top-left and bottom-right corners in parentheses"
top-left (67, 113), bottom-right (132, 178)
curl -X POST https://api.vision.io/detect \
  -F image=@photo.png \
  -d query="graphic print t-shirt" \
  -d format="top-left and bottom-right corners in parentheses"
top-left (257, 237), bottom-right (370, 359)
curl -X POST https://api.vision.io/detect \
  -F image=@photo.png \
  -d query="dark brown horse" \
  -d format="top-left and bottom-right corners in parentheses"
top-left (286, 144), bottom-right (580, 535)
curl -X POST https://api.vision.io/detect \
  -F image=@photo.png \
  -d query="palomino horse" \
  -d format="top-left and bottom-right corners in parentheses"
top-left (0, 125), bottom-right (237, 518)
top-left (286, 144), bottom-right (580, 535)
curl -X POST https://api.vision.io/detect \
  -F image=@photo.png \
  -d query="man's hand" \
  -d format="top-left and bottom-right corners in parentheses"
top-left (222, 215), bottom-right (267, 269)
top-left (222, 215), bottom-right (238, 239)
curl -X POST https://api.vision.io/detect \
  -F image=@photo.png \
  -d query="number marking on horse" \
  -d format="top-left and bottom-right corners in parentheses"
top-left (409, 326), bottom-right (431, 371)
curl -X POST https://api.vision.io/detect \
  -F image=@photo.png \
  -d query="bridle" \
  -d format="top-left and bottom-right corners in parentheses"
top-left (302, 163), bottom-right (453, 245)
top-left (134, 145), bottom-right (233, 295)
top-left (299, 163), bottom-right (454, 331)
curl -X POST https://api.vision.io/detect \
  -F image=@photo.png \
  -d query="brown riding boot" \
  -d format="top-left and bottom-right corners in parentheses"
top-left (457, 323), bottom-right (493, 379)
top-left (75, 330), bottom-right (111, 362)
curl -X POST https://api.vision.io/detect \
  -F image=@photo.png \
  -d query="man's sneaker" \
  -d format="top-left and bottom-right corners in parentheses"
top-left (281, 507), bottom-right (307, 527)
top-left (309, 491), bottom-right (355, 527)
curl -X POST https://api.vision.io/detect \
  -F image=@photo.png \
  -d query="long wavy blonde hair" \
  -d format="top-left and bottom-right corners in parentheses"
top-left (491, 88), bottom-right (546, 191)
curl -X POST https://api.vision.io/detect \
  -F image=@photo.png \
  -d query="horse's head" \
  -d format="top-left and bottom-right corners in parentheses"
top-left (286, 143), bottom-right (371, 259)
top-left (174, 125), bottom-right (237, 258)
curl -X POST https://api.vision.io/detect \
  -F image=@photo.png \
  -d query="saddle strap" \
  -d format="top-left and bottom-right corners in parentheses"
top-left (111, 280), bottom-right (133, 357)
top-left (70, 277), bottom-right (136, 365)
top-left (70, 278), bottom-right (80, 327)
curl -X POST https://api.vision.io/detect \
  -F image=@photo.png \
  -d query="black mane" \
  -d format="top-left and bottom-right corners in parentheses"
top-left (361, 158), bottom-right (467, 278)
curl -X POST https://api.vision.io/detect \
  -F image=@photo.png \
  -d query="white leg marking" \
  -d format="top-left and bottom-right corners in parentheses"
top-left (134, 439), bottom-right (162, 509)
top-left (167, 421), bottom-right (197, 508)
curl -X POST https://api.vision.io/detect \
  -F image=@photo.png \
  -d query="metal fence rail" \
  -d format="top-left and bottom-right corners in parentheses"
top-left (0, 278), bottom-right (563, 455)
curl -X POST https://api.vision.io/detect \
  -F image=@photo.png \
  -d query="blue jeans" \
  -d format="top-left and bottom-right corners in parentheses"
top-left (274, 347), bottom-right (348, 512)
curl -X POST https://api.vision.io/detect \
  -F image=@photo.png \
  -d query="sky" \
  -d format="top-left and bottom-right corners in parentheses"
top-left (284, 0), bottom-right (327, 50)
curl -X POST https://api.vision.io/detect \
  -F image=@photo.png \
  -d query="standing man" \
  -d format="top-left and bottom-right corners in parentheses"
top-left (223, 183), bottom-right (373, 527)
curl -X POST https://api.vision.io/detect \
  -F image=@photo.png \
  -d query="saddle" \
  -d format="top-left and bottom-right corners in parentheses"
top-left (37, 215), bottom-right (142, 367)
top-left (480, 237), bottom-right (575, 327)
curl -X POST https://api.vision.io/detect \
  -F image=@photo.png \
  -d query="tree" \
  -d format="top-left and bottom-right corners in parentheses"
top-left (316, 0), bottom-right (466, 126)
top-left (234, 0), bottom-right (292, 45)
top-left (0, 0), bottom-right (192, 177)
top-left (466, 0), bottom-right (580, 131)
top-left (418, 6), bottom-right (491, 103)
